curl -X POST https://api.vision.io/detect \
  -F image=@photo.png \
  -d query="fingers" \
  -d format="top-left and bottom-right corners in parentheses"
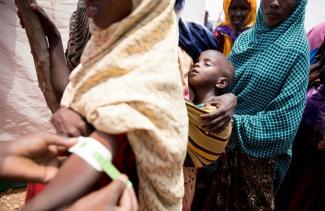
top-left (119, 187), bottom-right (139, 211)
top-left (51, 108), bottom-right (87, 137)
top-left (0, 155), bottom-right (55, 183)
top-left (96, 175), bottom-right (128, 205)
top-left (42, 133), bottom-right (77, 148)
top-left (200, 108), bottom-right (226, 121)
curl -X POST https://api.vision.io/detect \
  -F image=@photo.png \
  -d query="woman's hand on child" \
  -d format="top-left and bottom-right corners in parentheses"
top-left (66, 175), bottom-right (139, 211)
top-left (200, 93), bottom-right (237, 133)
top-left (0, 133), bottom-right (76, 183)
top-left (51, 107), bottom-right (92, 137)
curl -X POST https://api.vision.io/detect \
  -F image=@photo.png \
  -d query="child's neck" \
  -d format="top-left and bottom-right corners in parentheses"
top-left (193, 87), bottom-right (223, 105)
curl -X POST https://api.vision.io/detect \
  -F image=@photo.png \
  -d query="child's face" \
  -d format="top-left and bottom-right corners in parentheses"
top-left (188, 50), bottom-right (227, 88)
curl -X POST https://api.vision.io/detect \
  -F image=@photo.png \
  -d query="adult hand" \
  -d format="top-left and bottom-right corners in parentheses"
top-left (200, 93), bottom-right (237, 133)
top-left (66, 175), bottom-right (139, 211)
top-left (30, 3), bottom-right (61, 40)
top-left (0, 133), bottom-right (76, 183)
top-left (51, 107), bottom-right (93, 137)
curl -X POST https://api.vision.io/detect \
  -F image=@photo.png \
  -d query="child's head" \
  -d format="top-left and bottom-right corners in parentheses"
top-left (188, 50), bottom-right (234, 95)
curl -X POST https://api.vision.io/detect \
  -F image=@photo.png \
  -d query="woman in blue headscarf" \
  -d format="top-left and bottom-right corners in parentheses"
top-left (193, 0), bottom-right (310, 210)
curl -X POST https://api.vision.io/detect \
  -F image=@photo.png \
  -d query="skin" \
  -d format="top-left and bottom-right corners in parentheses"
top-left (0, 133), bottom-right (75, 183)
top-left (262, 0), bottom-right (297, 28)
top-left (189, 50), bottom-right (234, 105)
top-left (22, 132), bottom-right (124, 211)
top-left (22, 2), bottom-right (136, 210)
top-left (65, 175), bottom-right (138, 211)
top-left (85, 0), bottom-right (133, 29)
top-left (228, 0), bottom-right (251, 31)
top-left (0, 134), bottom-right (138, 210)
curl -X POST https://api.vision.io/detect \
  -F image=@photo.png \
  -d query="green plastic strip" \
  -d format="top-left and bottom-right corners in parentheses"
top-left (93, 152), bottom-right (132, 188)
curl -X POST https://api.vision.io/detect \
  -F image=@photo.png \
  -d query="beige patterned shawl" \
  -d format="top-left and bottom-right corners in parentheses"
top-left (61, 0), bottom-right (188, 210)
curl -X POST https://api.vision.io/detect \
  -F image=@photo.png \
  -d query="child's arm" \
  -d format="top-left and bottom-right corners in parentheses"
top-left (22, 131), bottom-right (118, 211)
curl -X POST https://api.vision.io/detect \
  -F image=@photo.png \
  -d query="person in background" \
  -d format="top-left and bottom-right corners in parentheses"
top-left (213, 0), bottom-right (256, 56)
top-left (204, 11), bottom-right (213, 32)
top-left (275, 39), bottom-right (325, 211)
top-left (307, 22), bottom-right (325, 65)
top-left (192, 0), bottom-right (310, 210)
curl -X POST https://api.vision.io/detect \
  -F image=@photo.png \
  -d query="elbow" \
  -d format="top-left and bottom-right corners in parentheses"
top-left (52, 79), bottom-right (68, 102)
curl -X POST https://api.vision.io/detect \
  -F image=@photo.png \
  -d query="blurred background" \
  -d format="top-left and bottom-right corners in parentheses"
top-left (183, 0), bottom-right (325, 31)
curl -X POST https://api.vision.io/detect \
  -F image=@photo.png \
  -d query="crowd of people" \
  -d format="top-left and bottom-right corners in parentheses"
top-left (2, 0), bottom-right (324, 210)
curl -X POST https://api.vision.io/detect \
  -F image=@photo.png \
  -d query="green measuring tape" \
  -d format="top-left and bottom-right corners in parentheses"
top-left (94, 151), bottom-right (132, 188)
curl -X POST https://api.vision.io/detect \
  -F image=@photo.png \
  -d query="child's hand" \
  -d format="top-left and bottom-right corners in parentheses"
top-left (200, 93), bottom-right (237, 133)
top-left (0, 133), bottom-right (76, 183)
top-left (51, 107), bottom-right (93, 137)
top-left (66, 175), bottom-right (138, 211)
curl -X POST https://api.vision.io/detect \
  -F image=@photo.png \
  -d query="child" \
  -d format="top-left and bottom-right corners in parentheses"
top-left (23, 0), bottom-right (188, 211)
top-left (182, 49), bottom-right (234, 211)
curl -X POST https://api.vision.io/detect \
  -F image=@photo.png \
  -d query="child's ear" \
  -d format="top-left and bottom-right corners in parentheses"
top-left (215, 77), bottom-right (228, 89)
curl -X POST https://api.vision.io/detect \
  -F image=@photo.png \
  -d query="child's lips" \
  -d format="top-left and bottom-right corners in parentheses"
top-left (189, 69), bottom-right (199, 77)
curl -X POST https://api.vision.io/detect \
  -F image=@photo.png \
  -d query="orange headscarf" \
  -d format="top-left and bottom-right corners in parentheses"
top-left (220, 0), bottom-right (257, 55)
top-left (223, 0), bottom-right (257, 27)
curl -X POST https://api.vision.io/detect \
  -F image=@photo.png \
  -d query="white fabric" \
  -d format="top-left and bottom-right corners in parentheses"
top-left (69, 136), bottom-right (112, 172)
top-left (0, 0), bottom-right (77, 141)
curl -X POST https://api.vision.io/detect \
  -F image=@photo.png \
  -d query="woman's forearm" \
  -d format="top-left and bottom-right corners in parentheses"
top-left (48, 35), bottom-right (70, 101)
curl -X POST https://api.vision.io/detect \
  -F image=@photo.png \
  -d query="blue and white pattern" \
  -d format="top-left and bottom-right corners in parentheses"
top-left (229, 0), bottom-right (310, 184)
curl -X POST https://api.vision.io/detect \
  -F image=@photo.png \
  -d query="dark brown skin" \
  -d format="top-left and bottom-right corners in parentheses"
top-left (189, 50), bottom-right (234, 105)
top-left (22, 131), bottom-right (120, 211)
top-left (228, 0), bottom-right (251, 32)
top-left (23, 1), bottom-right (135, 210)
top-left (65, 175), bottom-right (138, 211)
top-left (262, 0), bottom-right (297, 28)
top-left (187, 50), bottom-right (237, 133)
top-left (31, 4), bottom-right (70, 101)
top-left (0, 133), bottom-right (138, 210)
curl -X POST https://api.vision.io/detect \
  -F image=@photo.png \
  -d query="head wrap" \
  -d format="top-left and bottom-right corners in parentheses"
top-left (223, 0), bottom-right (257, 28)
top-left (308, 22), bottom-right (325, 50)
top-left (214, 0), bottom-right (257, 55)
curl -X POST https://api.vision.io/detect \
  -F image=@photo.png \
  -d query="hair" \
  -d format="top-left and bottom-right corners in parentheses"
top-left (213, 50), bottom-right (234, 88)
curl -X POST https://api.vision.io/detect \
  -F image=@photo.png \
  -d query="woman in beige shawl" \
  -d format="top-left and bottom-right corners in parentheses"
top-left (23, 0), bottom-right (188, 210)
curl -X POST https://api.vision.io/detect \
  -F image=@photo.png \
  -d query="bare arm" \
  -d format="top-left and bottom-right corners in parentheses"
top-left (22, 131), bottom-right (118, 211)
top-left (32, 4), bottom-right (70, 100)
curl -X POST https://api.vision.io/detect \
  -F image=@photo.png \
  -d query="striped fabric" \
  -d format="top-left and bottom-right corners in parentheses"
top-left (228, 0), bottom-right (310, 184)
top-left (65, 0), bottom-right (91, 71)
top-left (186, 101), bottom-right (232, 168)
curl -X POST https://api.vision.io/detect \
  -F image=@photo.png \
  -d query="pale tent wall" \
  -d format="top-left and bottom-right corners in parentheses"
top-left (0, 0), bottom-right (77, 142)
top-left (305, 0), bottom-right (325, 32)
